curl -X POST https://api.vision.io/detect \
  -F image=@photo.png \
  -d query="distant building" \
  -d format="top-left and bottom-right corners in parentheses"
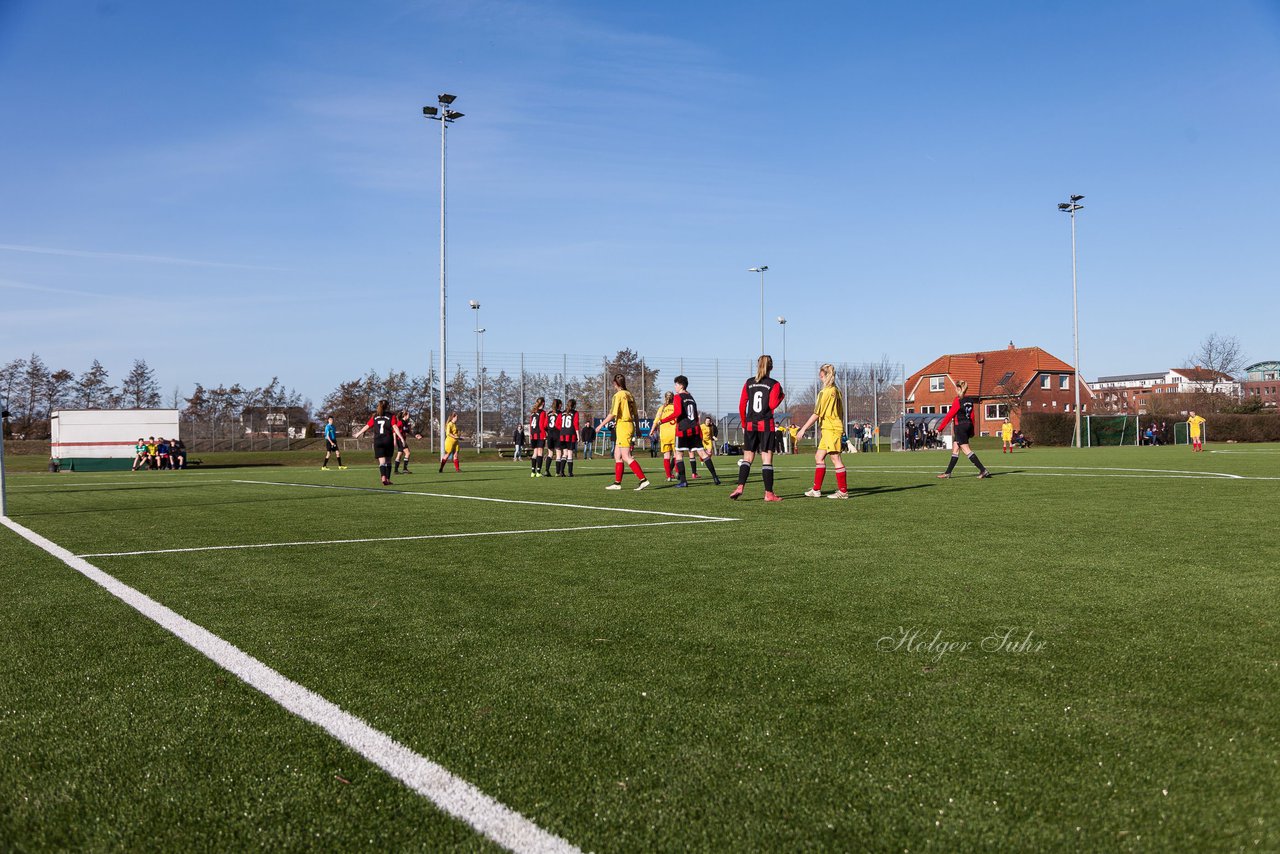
top-left (904, 343), bottom-right (1093, 436)
top-left (1093, 368), bottom-right (1241, 413)
top-left (1242, 361), bottom-right (1280, 408)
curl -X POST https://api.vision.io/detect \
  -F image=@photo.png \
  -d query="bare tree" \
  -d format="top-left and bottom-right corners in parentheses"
top-left (1185, 333), bottom-right (1246, 381)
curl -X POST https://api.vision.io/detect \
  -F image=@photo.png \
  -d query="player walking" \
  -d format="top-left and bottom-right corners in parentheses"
top-left (351, 400), bottom-right (405, 485)
top-left (1001, 418), bottom-right (1014, 454)
top-left (937, 380), bottom-right (991, 479)
top-left (597, 374), bottom-right (650, 491)
top-left (796, 363), bottom-right (850, 498)
top-left (667, 376), bottom-right (720, 487)
top-left (730, 355), bottom-right (785, 502)
top-left (528, 398), bottom-right (548, 478)
top-left (558, 399), bottom-right (581, 476)
top-left (438, 412), bottom-right (462, 472)
top-left (653, 391), bottom-right (677, 481)
top-left (545, 399), bottom-right (563, 477)
top-left (321, 416), bottom-right (347, 470)
top-left (393, 410), bottom-right (420, 474)
top-left (1188, 410), bottom-right (1207, 452)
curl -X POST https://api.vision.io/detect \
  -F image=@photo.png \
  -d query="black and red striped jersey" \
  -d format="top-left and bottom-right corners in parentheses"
top-left (673, 392), bottom-right (699, 437)
top-left (739, 376), bottom-right (785, 431)
top-left (367, 414), bottom-right (399, 439)
top-left (561, 412), bottom-right (579, 433)
top-left (528, 410), bottom-right (547, 439)
top-left (937, 396), bottom-right (978, 430)
top-left (547, 410), bottom-right (562, 432)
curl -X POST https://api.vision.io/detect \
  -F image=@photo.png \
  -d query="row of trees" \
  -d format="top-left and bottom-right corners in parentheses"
top-left (1, 355), bottom-right (164, 438)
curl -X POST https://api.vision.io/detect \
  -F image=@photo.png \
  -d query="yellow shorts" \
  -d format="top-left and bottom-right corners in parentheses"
top-left (819, 428), bottom-right (843, 453)
top-left (702, 441), bottom-right (713, 453)
top-left (616, 423), bottom-right (635, 448)
top-left (660, 438), bottom-right (675, 453)
top-left (444, 438), bottom-right (459, 454)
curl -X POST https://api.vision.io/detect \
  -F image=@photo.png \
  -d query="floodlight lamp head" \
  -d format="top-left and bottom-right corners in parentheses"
top-left (1058, 203), bottom-right (1071, 210)
top-left (438, 93), bottom-right (457, 105)
top-left (422, 106), bottom-right (439, 117)
top-left (777, 316), bottom-right (786, 324)
top-left (1070, 194), bottom-right (1085, 202)
top-left (444, 110), bottom-right (464, 120)
top-left (469, 300), bottom-right (480, 309)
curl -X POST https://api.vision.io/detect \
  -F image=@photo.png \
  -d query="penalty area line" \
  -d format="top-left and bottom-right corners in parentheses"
top-left (233, 479), bottom-right (738, 522)
top-left (77, 518), bottom-right (731, 558)
top-left (0, 514), bottom-right (579, 854)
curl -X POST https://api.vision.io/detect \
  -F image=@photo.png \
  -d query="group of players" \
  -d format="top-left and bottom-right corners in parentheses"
top-left (524, 398), bottom-right (584, 478)
top-left (334, 353), bottom-right (999, 498)
top-left (131, 436), bottom-right (187, 471)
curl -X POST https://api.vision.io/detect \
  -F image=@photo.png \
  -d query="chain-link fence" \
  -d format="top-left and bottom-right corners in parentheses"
top-left (178, 416), bottom-right (312, 453)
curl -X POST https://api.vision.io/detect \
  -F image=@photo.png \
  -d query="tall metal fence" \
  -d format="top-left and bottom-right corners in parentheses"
top-left (423, 351), bottom-right (907, 452)
top-left (177, 417), bottom-right (311, 453)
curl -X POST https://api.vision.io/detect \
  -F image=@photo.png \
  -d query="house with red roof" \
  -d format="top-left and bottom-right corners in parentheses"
top-left (904, 343), bottom-right (1093, 436)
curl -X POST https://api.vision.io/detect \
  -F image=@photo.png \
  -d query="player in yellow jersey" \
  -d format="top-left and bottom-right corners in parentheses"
top-left (1187, 411), bottom-right (1207, 452)
top-left (596, 373), bottom-right (650, 490)
top-left (438, 412), bottom-right (462, 472)
top-left (796, 364), bottom-right (849, 499)
top-left (701, 416), bottom-right (715, 456)
top-left (651, 391), bottom-right (677, 481)
top-left (1001, 418), bottom-right (1014, 454)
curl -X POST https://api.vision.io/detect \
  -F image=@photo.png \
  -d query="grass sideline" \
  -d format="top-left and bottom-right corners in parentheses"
top-left (2, 444), bottom-right (1277, 850)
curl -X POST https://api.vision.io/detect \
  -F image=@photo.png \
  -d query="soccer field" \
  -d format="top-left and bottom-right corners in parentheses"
top-left (3, 446), bottom-right (1277, 851)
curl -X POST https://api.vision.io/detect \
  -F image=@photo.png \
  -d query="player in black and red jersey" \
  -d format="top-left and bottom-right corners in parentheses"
top-left (936, 380), bottom-right (990, 479)
top-left (558, 399), bottom-right (580, 476)
top-left (667, 376), bottom-right (720, 488)
top-left (351, 399), bottom-right (406, 485)
top-left (544, 399), bottom-right (563, 477)
top-left (730, 355), bottom-right (785, 501)
top-left (528, 397), bottom-right (548, 478)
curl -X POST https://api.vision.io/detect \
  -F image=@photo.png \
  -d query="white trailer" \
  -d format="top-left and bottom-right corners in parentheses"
top-left (50, 409), bottom-right (180, 471)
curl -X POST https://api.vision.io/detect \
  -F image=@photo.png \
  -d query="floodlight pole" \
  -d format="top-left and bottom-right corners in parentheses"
top-left (749, 266), bottom-right (768, 354)
top-left (470, 300), bottom-right (481, 450)
top-left (777, 316), bottom-right (788, 419)
top-left (1058, 195), bottom-right (1085, 448)
top-left (424, 94), bottom-right (464, 457)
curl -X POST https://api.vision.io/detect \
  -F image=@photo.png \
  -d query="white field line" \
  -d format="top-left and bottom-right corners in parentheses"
top-left (7, 479), bottom-right (233, 490)
top-left (234, 479), bottom-right (739, 522)
top-left (0, 514), bottom-right (579, 854)
top-left (78, 519), bottom-right (728, 558)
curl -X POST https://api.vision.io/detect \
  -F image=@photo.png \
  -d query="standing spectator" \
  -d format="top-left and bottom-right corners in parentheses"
top-left (581, 421), bottom-right (595, 459)
top-left (513, 425), bottom-right (525, 461)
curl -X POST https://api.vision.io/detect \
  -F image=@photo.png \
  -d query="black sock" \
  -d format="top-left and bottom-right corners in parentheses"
top-left (568, 461), bottom-right (574, 476)
top-left (762, 465), bottom-right (774, 492)
top-left (335, 456), bottom-right (341, 466)
top-left (322, 457), bottom-right (328, 467)
top-left (704, 458), bottom-right (717, 479)
top-left (967, 452), bottom-right (985, 472)
top-left (394, 461), bottom-right (400, 472)
top-left (676, 460), bottom-right (687, 483)
top-left (690, 459), bottom-right (698, 475)
top-left (737, 459), bottom-right (751, 486)
top-left (945, 455), bottom-right (959, 475)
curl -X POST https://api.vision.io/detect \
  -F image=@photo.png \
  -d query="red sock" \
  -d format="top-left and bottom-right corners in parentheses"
top-left (663, 458), bottom-right (673, 479)
top-left (814, 465), bottom-right (826, 490)
top-left (453, 459), bottom-right (460, 471)
top-left (836, 469), bottom-right (847, 492)
top-left (629, 460), bottom-right (646, 481)
top-left (614, 462), bottom-right (625, 482)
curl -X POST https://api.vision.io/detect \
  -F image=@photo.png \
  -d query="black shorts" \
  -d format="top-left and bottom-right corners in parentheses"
top-left (325, 439), bottom-right (338, 452)
top-left (676, 433), bottom-right (702, 452)
top-left (743, 429), bottom-right (779, 454)
top-left (529, 437), bottom-right (545, 449)
top-left (546, 431), bottom-right (560, 450)
top-left (373, 440), bottom-right (394, 459)
top-left (394, 437), bottom-right (407, 451)
top-left (953, 423), bottom-right (974, 446)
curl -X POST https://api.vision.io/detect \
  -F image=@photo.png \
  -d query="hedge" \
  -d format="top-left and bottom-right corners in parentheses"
top-left (1019, 411), bottom-right (1280, 446)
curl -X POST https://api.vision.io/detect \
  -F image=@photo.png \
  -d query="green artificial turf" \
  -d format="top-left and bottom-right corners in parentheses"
top-left (2, 444), bottom-right (1277, 851)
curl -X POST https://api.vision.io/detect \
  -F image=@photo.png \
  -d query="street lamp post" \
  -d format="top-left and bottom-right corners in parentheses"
top-left (0, 398), bottom-right (10, 517)
top-left (748, 266), bottom-right (769, 354)
top-left (478, 328), bottom-right (486, 450)
top-left (470, 299), bottom-right (482, 450)
top-left (1057, 194), bottom-right (1085, 448)
top-left (423, 93), bottom-right (464, 456)
top-left (777, 316), bottom-right (788, 419)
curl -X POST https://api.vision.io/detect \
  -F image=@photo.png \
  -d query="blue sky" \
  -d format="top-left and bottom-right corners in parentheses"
top-left (2, 0), bottom-right (1278, 404)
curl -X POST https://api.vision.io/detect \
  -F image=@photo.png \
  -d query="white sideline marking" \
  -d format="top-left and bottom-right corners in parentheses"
top-left (7, 479), bottom-right (233, 490)
top-left (234, 479), bottom-right (738, 522)
top-left (78, 519), bottom-right (728, 558)
top-left (0, 514), bottom-right (579, 854)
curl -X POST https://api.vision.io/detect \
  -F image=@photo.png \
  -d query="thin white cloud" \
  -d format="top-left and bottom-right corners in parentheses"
top-left (0, 277), bottom-right (110, 299)
top-left (0, 243), bottom-right (289, 271)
